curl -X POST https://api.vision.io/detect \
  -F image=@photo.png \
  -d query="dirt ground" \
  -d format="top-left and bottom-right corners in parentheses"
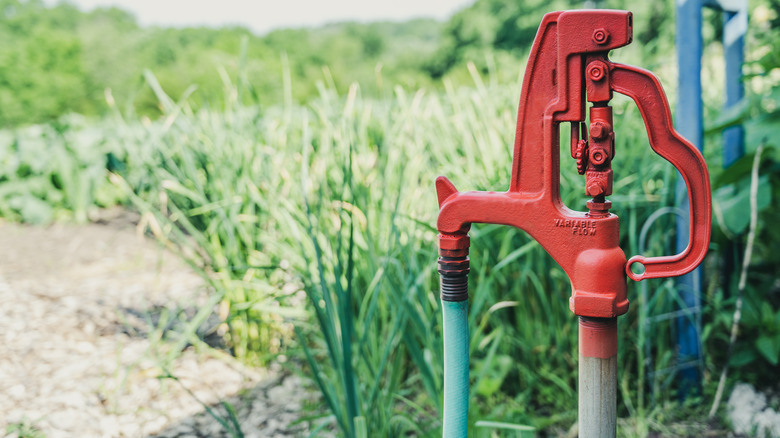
top-left (0, 210), bottom-right (307, 437)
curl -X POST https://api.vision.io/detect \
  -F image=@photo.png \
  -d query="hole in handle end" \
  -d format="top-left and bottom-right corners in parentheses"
top-left (626, 258), bottom-right (646, 281)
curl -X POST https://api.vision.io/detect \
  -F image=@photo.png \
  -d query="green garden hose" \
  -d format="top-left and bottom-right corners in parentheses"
top-left (442, 299), bottom-right (469, 437)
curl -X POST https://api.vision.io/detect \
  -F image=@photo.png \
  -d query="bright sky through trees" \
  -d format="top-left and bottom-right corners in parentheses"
top-left (54, 0), bottom-right (474, 34)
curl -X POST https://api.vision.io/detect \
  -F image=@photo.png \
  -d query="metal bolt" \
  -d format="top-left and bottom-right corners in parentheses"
top-left (590, 150), bottom-right (607, 166)
top-left (587, 64), bottom-right (606, 82)
top-left (589, 122), bottom-right (607, 140)
top-left (586, 179), bottom-right (607, 197)
top-left (593, 28), bottom-right (609, 45)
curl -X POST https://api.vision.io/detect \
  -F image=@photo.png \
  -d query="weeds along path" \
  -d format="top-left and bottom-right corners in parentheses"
top-left (0, 210), bottom-right (306, 437)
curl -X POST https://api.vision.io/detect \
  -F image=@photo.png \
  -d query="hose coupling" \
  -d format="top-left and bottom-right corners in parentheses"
top-left (438, 233), bottom-right (470, 302)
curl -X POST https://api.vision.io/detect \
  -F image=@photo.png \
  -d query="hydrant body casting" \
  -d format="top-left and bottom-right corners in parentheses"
top-left (436, 9), bottom-right (712, 438)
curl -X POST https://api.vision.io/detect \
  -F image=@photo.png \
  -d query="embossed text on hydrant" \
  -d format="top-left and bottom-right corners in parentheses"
top-left (553, 219), bottom-right (597, 236)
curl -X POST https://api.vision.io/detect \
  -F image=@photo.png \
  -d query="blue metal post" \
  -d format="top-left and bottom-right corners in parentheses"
top-left (721, 6), bottom-right (747, 301)
top-left (675, 0), bottom-right (704, 397)
top-left (674, 0), bottom-right (746, 398)
top-left (722, 8), bottom-right (746, 167)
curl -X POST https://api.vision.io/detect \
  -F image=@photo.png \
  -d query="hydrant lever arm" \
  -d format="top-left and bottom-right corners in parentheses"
top-left (610, 64), bottom-right (712, 281)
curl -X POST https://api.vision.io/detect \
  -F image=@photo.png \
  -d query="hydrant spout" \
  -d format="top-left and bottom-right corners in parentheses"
top-left (437, 178), bottom-right (629, 319)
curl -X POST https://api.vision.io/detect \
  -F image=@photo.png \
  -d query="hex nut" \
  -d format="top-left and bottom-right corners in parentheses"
top-left (593, 28), bottom-right (609, 45)
top-left (587, 63), bottom-right (607, 82)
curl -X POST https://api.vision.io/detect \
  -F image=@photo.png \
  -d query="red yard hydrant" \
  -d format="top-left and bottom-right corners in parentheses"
top-left (436, 10), bottom-right (711, 437)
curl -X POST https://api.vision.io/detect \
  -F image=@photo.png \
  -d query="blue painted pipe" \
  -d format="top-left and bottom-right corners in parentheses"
top-left (675, 0), bottom-right (746, 398)
top-left (675, 0), bottom-right (704, 397)
top-left (442, 299), bottom-right (469, 438)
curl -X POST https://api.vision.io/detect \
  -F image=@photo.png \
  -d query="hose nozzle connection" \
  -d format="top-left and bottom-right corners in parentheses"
top-left (438, 233), bottom-right (470, 302)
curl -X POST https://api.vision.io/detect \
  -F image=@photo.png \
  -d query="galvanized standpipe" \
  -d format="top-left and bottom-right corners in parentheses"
top-left (579, 317), bottom-right (618, 437)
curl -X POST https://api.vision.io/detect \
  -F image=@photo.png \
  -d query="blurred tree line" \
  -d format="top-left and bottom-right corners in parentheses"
top-left (1, 0), bottom-right (777, 130)
top-left (426, 0), bottom-right (677, 77)
top-left (0, 0), bottom-right (443, 126)
top-left (0, 0), bottom-right (685, 127)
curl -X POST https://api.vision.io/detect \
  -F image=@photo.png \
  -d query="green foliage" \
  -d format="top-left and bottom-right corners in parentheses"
top-left (0, 114), bottom-right (124, 223)
top-left (290, 88), bottom-right (442, 436)
top-left (105, 73), bottom-right (306, 365)
top-left (713, 174), bottom-right (771, 235)
top-left (0, 0), bottom-right (682, 127)
top-left (750, 303), bottom-right (780, 365)
top-left (426, 0), bottom-right (677, 78)
top-left (474, 420), bottom-right (535, 437)
top-left (5, 418), bottom-right (46, 438)
top-left (0, 0), bottom-right (92, 125)
top-left (702, 0), bottom-right (780, 387)
top-left (0, 1), bottom-right (443, 127)
top-left (93, 64), bottom-right (689, 434)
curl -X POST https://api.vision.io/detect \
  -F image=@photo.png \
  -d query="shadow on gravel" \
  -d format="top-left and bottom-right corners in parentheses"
top-left (115, 303), bottom-right (230, 351)
top-left (146, 373), bottom-right (308, 438)
top-left (111, 303), bottom-right (311, 437)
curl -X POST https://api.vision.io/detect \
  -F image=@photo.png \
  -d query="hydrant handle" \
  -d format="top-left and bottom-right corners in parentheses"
top-left (610, 63), bottom-right (712, 281)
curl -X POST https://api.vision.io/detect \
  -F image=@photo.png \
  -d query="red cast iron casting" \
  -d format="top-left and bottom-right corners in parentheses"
top-left (436, 9), bottom-right (712, 318)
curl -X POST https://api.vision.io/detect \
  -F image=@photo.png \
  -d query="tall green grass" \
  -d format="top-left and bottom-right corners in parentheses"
top-left (0, 59), bottom-right (722, 435)
top-left (114, 67), bottom-right (683, 434)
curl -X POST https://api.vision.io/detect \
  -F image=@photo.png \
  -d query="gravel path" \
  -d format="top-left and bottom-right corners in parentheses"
top-left (0, 214), bottom-right (307, 437)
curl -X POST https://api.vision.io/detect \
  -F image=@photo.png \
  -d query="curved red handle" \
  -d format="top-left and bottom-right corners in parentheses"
top-left (610, 63), bottom-right (711, 281)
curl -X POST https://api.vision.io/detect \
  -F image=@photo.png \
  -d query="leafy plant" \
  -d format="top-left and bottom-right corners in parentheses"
top-left (4, 419), bottom-right (46, 438)
top-left (701, 0), bottom-right (780, 396)
top-left (0, 115), bottom-right (125, 223)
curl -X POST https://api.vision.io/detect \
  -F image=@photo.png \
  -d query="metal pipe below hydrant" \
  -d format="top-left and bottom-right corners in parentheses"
top-left (579, 317), bottom-right (618, 437)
